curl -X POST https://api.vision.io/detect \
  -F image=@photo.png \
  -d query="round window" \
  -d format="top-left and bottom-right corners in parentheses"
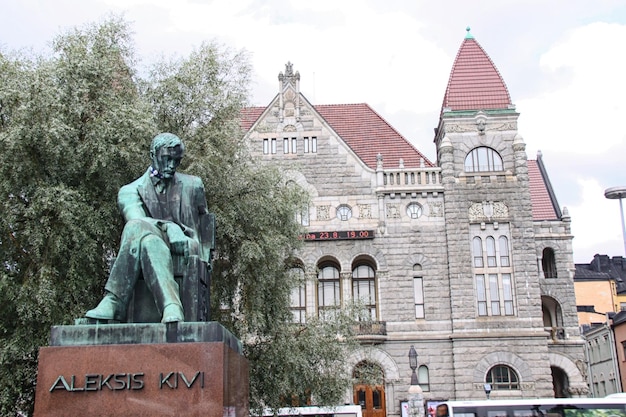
top-left (336, 205), bottom-right (352, 221)
top-left (406, 203), bottom-right (423, 219)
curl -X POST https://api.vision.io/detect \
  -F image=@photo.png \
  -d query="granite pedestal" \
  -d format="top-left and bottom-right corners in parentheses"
top-left (34, 322), bottom-right (248, 417)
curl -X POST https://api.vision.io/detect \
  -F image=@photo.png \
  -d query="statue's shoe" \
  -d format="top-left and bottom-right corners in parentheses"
top-left (85, 293), bottom-right (124, 321)
top-left (162, 304), bottom-right (184, 323)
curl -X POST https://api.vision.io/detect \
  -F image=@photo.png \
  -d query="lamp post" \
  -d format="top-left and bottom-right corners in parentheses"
top-left (604, 186), bottom-right (626, 257)
top-left (409, 345), bottom-right (418, 385)
top-left (408, 345), bottom-right (424, 417)
top-left (483, 383), bottom-right (492, 399)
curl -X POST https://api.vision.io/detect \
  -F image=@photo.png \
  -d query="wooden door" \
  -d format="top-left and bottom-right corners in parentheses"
top-left (354, 384), bottom-right (386, 417)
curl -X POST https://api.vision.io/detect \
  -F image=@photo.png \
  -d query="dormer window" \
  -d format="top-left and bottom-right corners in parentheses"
top-left (465, 146), bottom-right (503, 172)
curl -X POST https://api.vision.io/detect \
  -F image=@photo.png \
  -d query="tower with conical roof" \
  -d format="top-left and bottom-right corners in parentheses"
top-left (434, 28), bottom-right (587, 399)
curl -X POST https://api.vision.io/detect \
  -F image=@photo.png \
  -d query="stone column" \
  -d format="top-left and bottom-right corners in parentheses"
top-left (408, 384), bottom-right (424, 417)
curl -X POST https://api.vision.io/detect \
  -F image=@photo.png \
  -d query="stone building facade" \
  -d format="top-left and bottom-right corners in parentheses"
top-left (241, 30), bottom-right (588, 417)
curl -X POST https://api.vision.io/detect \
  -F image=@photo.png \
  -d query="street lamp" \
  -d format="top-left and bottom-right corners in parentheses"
top-left (407, 345), bottom-right (424, 417)
top-left (408, 345), bottom-right (418, 386)
top-left (604, 186), bottom-right (626, 257)
top-left (483, 383), bottom-right (492, 399)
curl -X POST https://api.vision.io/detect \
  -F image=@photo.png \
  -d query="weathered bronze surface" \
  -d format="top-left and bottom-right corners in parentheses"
top-left (86, 133), bottom-right (213, 324)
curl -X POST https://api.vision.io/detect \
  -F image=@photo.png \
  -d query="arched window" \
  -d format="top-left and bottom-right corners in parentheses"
top-left (542, 247), bottom-right (557, 278)
top-left (486, 236), bottom-right (497, 267)
top-left (499, 236), bottom-right (510, 267)
top-left (353, 264), bottom-right (377, 319)
top-left (289, 266), bottom-right (306, 323)
top-left (472, 237), bottom-right (483, 267)
top-left (317, 263), bottom-right (341, 318)
top-left (486, 365), bottom-right (519, 390)
top-left (418, 365), bottom-right (430, 391)
top-left (465, 147), bottom-right (503, 172)
top-left (471, 224), bottom-right (515, 317)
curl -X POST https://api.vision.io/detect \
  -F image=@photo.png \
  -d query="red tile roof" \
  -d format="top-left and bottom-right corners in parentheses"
top-left (241, 103), bottom-right (434, 170)
top-left (315, 104), bottom-right (433, 169)
top-left (442, 36), bottom-right (512, 112)
top-left (240, 106), bottom-right (265, 132)
top-left (528, 159), bottom-right (559, 221)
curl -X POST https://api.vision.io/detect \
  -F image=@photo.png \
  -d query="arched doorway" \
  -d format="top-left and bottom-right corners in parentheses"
top-left (551, 366), bottom-right (570, 398)
top-left (353, 361), bottom-right (386, 417)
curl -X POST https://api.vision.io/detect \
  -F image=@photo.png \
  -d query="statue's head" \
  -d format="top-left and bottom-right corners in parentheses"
top-left (150, 133), bottom-right (185, 179)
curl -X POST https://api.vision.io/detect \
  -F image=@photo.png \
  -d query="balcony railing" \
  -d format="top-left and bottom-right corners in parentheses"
top-left (354, 321), bottom-right (387, 344)
top-left (376, 164), bottom-right (443, 195)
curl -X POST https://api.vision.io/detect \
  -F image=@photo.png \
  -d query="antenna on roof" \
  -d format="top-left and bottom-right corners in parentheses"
top-left (465, 26), bottom-right (474, 39)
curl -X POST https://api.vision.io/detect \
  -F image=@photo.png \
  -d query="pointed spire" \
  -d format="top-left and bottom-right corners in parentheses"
top-left (441, 29), bottom-right (513, 113)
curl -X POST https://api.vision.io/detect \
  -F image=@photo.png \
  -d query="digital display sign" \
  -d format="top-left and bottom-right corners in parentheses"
top-left (301, 230), bottom-right (375, 241)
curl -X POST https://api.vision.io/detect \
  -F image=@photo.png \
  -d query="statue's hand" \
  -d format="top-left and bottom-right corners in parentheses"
top-left (165, 223), bottom-right (189, 258)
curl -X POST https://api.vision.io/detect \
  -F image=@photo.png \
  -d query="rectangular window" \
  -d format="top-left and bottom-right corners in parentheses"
top-left (271, 138), bottom-right (276, 154)
top-left (502, 273), bottom-right (514, 315)
top-left (476, 274), bottom-right (487, 316)
top-left (414, 277), bottom-right (424, 318)
top-left (489, 274), bottom-right (500, 315)
top-left (471, 224), bottom-right (515, 317)
top-left (283, 138), bottom-right (289, 154)
top-left (290, 285), bottom-right (306, 324)
top-left (296, 205), bottom-right (310, 226)
top-left (291, 137), bottom-right (297, 154)
top-left (304, 137), bottom-right (310, 153)
top-left (311, 136), bottom-right (317, 153)
top-left (263, 138), bottom-right (269, 154)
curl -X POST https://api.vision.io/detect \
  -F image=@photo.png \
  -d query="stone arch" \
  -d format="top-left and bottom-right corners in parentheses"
top-left (548, 352), bottom-right (589, 397)
top-left (283, 169), bottom-right (318, 198)
top-left (348, 347), bottom-right (401, 382)
top-left (348, 243), bottom-right (388, 271)
top-left (406, 254), bottom-right (434, 270)
top-left (473, 351), bottom-right (533, 383)
top-left (542, 295), bottom-right (564, 331)
top-left (547, 353), bottom-right (585, 383)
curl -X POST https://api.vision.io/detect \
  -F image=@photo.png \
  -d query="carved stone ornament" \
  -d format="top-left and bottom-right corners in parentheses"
top-left (444, 124), bottom-right (475, 133)
top-left (491, 122), bottom-right (517, 131)
top-left (283, 124), bottom-right (296, 132)
top-left (445, 121), bottom-right (518, 134)
top-left (317, 205), bottom-right (331, 221)
top-left (358, 204), bottom-right (372, 219)
top-left (468, 201), bottom-right (509, 221)
top-left (255, 120), bottom-right (277, 133)
top-left (428, 202), bottom-right (443, 217)
top-left (386, 204), bottom-right (401, 219)
top-left (284, 90), bottom-right (295, 102)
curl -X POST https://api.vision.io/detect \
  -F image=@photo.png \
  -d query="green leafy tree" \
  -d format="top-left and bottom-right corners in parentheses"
top-left (0, 17), bottom-right (154, 415)
top-left (0, 17), bottom-right (362, 415)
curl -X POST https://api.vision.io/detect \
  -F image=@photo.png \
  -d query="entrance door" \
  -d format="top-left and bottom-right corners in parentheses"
top-left (354, 384), bottom-right (386, 417)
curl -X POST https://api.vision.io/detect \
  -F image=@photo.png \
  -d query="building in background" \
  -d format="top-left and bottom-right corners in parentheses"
top-left (241, 29), bottom-right (589, 417)
top-left (575, 254), bottom-right (626, 330)
top-left (575, 254), bottom-right (626, 397)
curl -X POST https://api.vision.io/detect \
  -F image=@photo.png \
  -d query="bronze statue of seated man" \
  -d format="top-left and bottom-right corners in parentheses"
top-left (86, 133), bottom-right (210, 323)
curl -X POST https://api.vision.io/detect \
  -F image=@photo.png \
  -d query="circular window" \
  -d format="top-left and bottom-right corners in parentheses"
top-left (406, 203), bottom-right (423, 219)
top-left (336, 205), bottom-right (352, 221)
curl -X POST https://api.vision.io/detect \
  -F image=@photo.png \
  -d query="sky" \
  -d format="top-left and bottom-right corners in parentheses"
top-left (2, 0), bottom-right (626, 263)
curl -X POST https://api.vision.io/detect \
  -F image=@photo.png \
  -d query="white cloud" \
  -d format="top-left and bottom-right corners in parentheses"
top-left (518, 22), bottom-right (626, 156)
top-left (569, 178), bottom-right (626, 262)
